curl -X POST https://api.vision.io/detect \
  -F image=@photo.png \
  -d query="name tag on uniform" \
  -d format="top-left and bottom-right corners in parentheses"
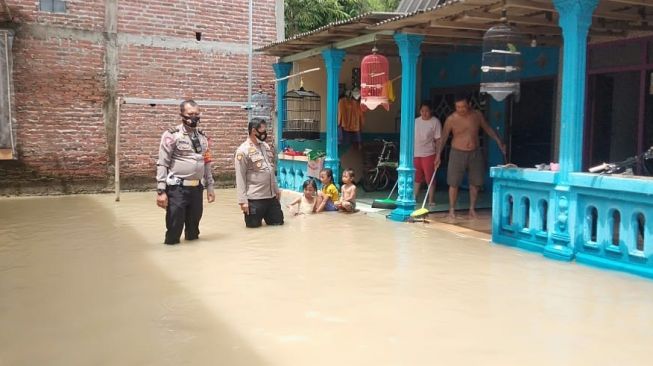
top-left (250, 153), bottom-right (263, 162)
top-left (176, 140), bottom-right (192, 151)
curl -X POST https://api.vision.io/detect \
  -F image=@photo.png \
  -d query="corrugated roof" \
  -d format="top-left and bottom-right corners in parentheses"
top-left (375, 0), bottom-right (469, 28)
top-left (257, 12), bottom-right (399, 53)
top-left (396, 0), bottom-right (444, 13)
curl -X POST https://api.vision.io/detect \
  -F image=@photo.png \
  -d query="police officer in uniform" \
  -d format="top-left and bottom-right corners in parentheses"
top-left (156, 99), bottom-right (215, 244)
top-left (234, 118), bottom-right (284, 228)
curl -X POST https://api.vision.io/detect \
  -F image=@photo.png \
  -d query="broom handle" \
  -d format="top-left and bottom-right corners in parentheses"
top-left (387, 179), bottom-right (398, 199)
top-left (421, 168), bottom-right (437, 209)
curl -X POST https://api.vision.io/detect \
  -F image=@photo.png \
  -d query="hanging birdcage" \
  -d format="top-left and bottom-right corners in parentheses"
top-left (251, 90), bottom-right (273, 121)
top-left (283, 80), bottom-right (321, 140)
top-left (360, 47), bottom-right (390, 112)
top-left (480, 24), bottom-right (527, 102)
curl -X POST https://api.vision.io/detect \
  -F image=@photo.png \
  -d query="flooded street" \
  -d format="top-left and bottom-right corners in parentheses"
top-left (2, 189), bottom-right (653, 365)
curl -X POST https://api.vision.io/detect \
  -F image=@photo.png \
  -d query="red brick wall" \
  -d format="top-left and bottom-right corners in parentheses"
top-left (118, 0), bottom-right (277, 45)
top-left (5, 0), bottom-right (106, 31)
top-left (0, 0), bottom-right (279, 194)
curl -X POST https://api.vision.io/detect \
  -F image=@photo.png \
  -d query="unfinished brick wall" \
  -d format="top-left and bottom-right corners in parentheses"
top-left (0, 0), bottom-right (278, 194)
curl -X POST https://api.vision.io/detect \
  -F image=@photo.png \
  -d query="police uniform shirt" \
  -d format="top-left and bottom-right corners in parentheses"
top-left (156, 124), bottom-right (215, 194)
top-left (234, 139), bottom-right (279, 204)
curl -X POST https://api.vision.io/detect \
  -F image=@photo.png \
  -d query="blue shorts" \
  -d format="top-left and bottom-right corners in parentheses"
top-left (338, 127), bottom-right (362, 144)
top-left (325, 199), bottom-right (338, 211)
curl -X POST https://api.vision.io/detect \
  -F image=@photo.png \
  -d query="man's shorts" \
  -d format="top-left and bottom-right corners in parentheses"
top-left (413, 154), bottom-right (436, 184)
top-left (339, 127), bottom-right (362, 145)
top-left (244, 198), bottom-right (284, 228)
top-left (447, 148), bottom-right (485, 187)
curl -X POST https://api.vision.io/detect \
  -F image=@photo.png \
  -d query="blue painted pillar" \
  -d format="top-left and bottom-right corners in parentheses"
top-left (321, 49), bottom-right (346, 182)
top-left (273, 62), bottom-right (292, 152)
top-left (389, 33), bottom-right (423, 222)
top-left (554, 0), bottom-right (599, 182)
top-left (544, 0), bottom-right (599, 261)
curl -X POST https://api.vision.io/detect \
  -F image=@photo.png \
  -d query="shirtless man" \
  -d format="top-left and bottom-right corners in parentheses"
top-left (435, 94), bottom-right (506, 220)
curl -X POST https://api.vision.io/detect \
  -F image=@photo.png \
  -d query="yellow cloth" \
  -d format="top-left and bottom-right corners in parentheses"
top-left (386, 80), bottom-right (395, 103)
top-left (338, 98), bottom-right (364, 132)
top-left (322, 183), bottom-right (340, 202)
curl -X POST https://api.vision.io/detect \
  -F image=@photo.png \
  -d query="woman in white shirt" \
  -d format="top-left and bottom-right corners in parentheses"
top-left (413, 102), bottom-right (442, 209)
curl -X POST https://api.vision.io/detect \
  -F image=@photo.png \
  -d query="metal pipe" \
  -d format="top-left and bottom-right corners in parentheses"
top-left (114, 97), bottom-right (121, 202)
top-left (247, 0), bottom-right (253, 120)
top-left (5, 32), bottom-right (15, 157)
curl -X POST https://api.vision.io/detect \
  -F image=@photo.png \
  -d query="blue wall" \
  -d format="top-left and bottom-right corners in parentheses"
top-left (421, 46), bottom-right (560, 93)
top-left (421, 46), bottom-right (560, 190)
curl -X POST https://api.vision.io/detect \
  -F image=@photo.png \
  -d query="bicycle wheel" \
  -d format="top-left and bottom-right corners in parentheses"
top-left (377, 171), bottom-right (390, 191)
top-left (362, 169), bottom-right (380, 192)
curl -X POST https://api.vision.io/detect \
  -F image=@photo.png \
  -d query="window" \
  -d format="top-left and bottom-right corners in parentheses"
top-left (39, 0), bottom-right (66, 13)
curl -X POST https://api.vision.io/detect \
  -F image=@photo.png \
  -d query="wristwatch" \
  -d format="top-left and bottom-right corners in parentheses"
top-left (157, 189), bottom-right (166, 195)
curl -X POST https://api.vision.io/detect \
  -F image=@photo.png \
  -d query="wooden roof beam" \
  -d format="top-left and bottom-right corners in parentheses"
top-left (430, 20), bottom-right (491, 31)
top-left (608, 0), bottom-right (653, 6)
top-left (421, 36), bottom-right (483, 46)
top-left (402, 27), bottom-right (486, 40)
top-left (461, 11), bottom-right (558, 27)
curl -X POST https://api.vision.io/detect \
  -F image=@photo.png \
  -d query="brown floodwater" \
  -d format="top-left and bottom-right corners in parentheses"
top-left (1, 190), bottom-right (653, 365)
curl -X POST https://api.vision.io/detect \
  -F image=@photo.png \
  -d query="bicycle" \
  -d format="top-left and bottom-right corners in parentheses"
top-left (362, 139), bottom-right (398, 192)
top-left (588, 146), bottom-right (653, 175)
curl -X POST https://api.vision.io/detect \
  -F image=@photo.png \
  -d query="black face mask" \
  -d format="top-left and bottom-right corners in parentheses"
top-left (255, 131), bottom-right (267, 142)
top-left (182, 115), bottom-right (200, 128)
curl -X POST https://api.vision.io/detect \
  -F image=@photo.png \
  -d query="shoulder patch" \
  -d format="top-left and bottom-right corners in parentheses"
top-left (236, 152), bottom-right (244, 161)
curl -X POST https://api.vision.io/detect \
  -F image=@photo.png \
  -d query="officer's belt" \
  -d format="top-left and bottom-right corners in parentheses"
top-left (167, 177), bottom-right (201, 187)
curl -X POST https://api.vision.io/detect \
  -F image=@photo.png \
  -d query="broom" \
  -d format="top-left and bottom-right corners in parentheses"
top-left (410, 168), bottom-right (437, 218)
top-left (371, 180), bottom-right (398, 209)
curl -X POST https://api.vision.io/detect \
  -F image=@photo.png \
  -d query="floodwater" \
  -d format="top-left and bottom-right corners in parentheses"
top-left (1, 190), bottom-right (653, 366)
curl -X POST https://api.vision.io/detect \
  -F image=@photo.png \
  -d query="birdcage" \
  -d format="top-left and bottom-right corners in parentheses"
top-left (480, 24), bottom-right (527, 102)
top-left (251, 90), bottom-right (273, 129)
top-left (283, 82), bottom-right (321, 140)
top-left (360, 47), bottom-right (390, 111)
top-left (251, 90), bottom-right (273, 120)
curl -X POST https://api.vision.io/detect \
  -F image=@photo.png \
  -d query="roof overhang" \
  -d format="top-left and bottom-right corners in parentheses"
top-left (258, 0), bottom-right (653, 61)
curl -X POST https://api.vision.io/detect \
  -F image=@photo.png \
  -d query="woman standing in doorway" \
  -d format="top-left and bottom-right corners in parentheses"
top-left (413, 102), bottom-right (442, 210)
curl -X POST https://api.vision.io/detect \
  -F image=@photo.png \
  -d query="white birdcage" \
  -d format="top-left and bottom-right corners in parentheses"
top-left (480, 24), bottom-right (527, 102)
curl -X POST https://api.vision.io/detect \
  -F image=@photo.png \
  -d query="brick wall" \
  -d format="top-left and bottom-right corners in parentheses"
top-left (0, 0), bottom-right (279, 195)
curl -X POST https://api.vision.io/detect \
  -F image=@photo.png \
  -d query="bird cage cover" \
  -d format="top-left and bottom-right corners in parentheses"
top-left (360, 51), bottom-right (390, 112)
top-left (251, 90), bottom-right (273, 121)
top-left (480, 24), bottom-right (527, 102)
top-left (283, 88), bottom-right (321, 140)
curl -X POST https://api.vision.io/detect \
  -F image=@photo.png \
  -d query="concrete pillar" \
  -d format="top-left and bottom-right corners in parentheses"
top-left (389, 33), bottom-right (423, 222)
top-left (545, 0), bottom-right (599, 261)
top-left (554, 0), bottom-right (599, 181)
top-left (321, 49), bottom-right (346, 182)
top-left (273, 62), bottom-right (292, 152)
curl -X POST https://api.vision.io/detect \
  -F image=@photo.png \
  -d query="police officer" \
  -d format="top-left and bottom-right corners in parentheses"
top-left (234, 118), bottom-right (284, 228)
top-left (156, 99), bottom-right (215, 244)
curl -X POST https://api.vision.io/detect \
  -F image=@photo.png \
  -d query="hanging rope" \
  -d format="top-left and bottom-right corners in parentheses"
top-left (272, 68), bottom-right (321, 83)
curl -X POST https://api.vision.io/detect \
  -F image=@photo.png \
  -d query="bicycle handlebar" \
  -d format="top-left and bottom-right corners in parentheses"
top-left (588, 148), bottom-right (653, 174)
top-left (588, 163), bottom-right (610, 173)
top-left (373, 138), bottom-right (395, 145)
